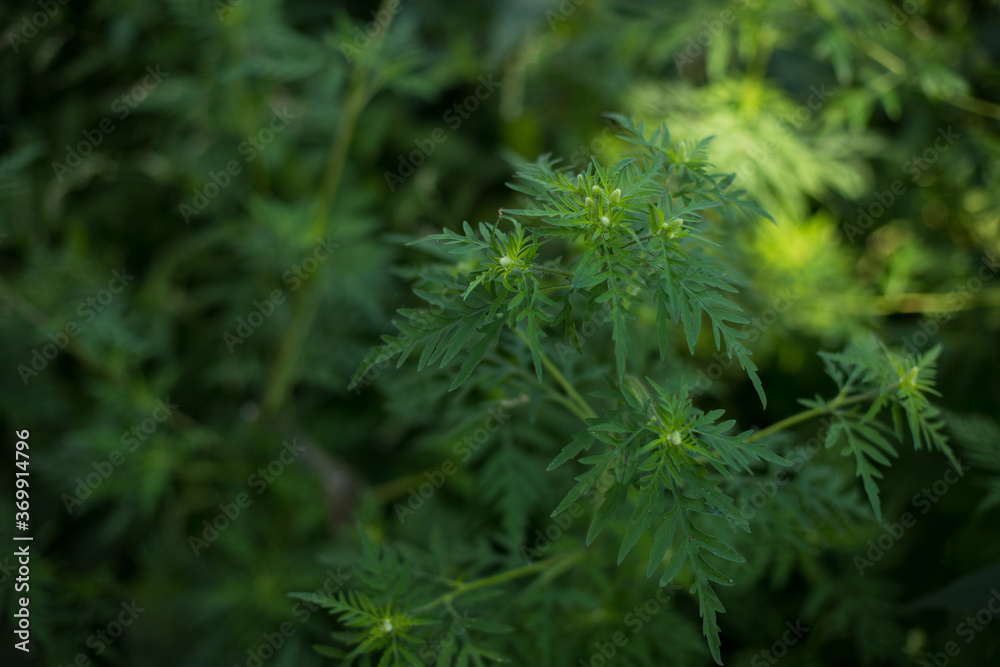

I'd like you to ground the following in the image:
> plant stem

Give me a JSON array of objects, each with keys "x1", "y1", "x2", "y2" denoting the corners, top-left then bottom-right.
[
  {"x1": 816, "y1": 287, "x2": 1000, "y2": 315},
  {"x1": 311, "y1": 66, "x2": 370, "y2": 238},
  {"x1": 544, "y1": 358, "x2": 597, "y2": 421},
  {"x1": 620, "y1": 233, "x2": 654, "y2": 250},
  {"x1": 529, "y1": 266, "x2": 575, "y2": 279},
  {"x1": 813, "y1": 6, "x2": 1000, "y2": 121},
  {"x1": 370, "y1": 471, "x2": 430, "y2": 505},
  {"x1": 746, "y1": 390, "x2": 880, "y2": 443},
  {"x1": 259, "y1": 1, "x2": 393, "y2": 418},
  {"x1": 514, "y1": 328, "x2": 597, "y2": 421},
  {"x1": 514, "y1": 365, "x2": 586, "y2": 420},
  {"x1": 411, "y1": 550, "x2": 584, "y2": 614}
]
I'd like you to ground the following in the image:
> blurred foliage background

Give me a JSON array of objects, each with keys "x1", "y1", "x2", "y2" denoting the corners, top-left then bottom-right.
[{"x1": 1, "y1": 0, "x2": 999, "y2": 665}]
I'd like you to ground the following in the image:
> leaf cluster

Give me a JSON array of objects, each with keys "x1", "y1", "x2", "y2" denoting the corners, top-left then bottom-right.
[{"x1": 799, "y1": 340, "x2": 956, "y2": 520}]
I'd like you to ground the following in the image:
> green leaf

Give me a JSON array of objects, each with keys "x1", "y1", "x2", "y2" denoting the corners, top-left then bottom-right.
[
  {"x1": 618, "y1": 482, "x2": 657, "y2": 564},
  {"x1": 525, "y1": 312, "x2": 547, "y2": 382},
  {"x1": 646, "y1": 516, "x2": 677, "y2": 577},
  {"x1": 587, "y1": 481, "x2": 628, "y2": 545},
  {"x1": 547, "y1": 431, "x2": 596, "y2": 471},
  {"x1": 450, "y1": 316, "x2": 505, "y2": 390}
]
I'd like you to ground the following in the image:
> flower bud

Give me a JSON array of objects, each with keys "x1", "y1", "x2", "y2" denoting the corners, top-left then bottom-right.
[{"x1": 677, "y1": 141, "x2": 687, "y2": 162}]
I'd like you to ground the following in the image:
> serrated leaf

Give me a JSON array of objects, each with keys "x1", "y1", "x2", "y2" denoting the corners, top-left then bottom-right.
[
  {"x1": 618, "y1": 482, "x2": 656, "y2": 564},
  {"x1": 547, "y1": 431, "x2": 595, "y2": 471},
  {"x1": 587, "y1": 481, "x2": 628, "y2": 545},
  {"x1": 450, "y1": 317, "x2": 505, "y2": 390},
  {"x1": 658, "y1": 542, "x2": 689, "y2": 586}
]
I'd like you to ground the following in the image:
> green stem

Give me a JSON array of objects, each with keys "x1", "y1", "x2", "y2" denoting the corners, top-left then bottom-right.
[
  {"x1": 815, "y1": 287, "x2": 1000, "y2": 315},
  {"x1": 528, "y1": 266, "x2": 575, "y2": 279},
  {"x1": 310, "y1": 66, "x2": 369, "y2": 237},
  {"x1": 411, "y1": 550, "x2": 583, "y2": 615},
  {"x1": 370, "y1": 471, "x2": 429, "y2": 505},
  {"x1": 514, "y1": 328, "x2": 597, "y2": 421},
  {"x1": 620, "y1": 233, "x2": 654, "y2": 251},
  {"x1": 813, "y1": 6, "x2": 1000, "y2": 121},
  {"x1": 746, "y1": 390, "x2": 881, "y2": 443},
  {"x1": 514, "y1": 365, "x2": 586, "y2": 420},
  {"x1": 260, "y1": 0, "x2": 394, "y2": 418}
]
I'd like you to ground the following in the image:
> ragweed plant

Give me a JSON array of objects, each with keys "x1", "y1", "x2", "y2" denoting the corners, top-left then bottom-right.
[{"x1": 321, "y1": 117, "x2": 957, "y2": 665}]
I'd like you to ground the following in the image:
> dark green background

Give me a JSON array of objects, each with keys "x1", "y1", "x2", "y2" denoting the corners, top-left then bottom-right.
[{"x1": 1, "y1": 0, "x2": 999, "y2": 665}]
